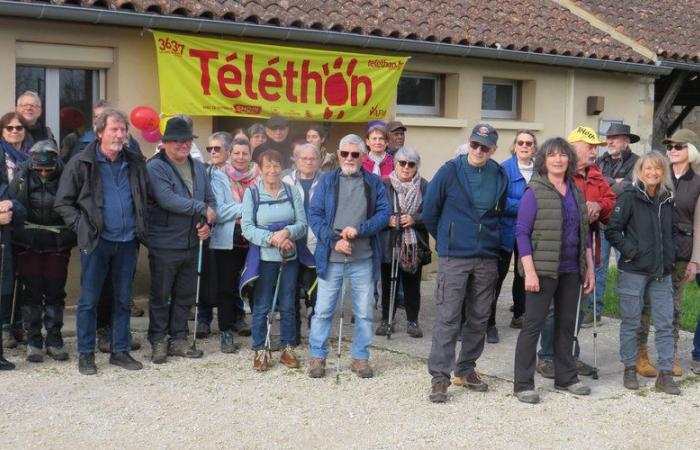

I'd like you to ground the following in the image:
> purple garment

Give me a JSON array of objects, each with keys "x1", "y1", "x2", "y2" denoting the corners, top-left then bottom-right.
[{"x1": 516, "y1": 184, "x2": 588, "y2": 273}]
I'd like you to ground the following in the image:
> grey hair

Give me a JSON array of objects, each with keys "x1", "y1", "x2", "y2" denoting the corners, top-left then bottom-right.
[
  {"x1": 455, "y1": 144, "x2": 468, "y2": 156},
  {"x1": 94, "y1": 108, "x2": 129, "y2": 134},
  {"x1": 16, "y1": 91, "x2": 42, "y2": 108},
  {"x1": 248, "y1": 123, "x2": 266, "y2": 137},
  {"x1": 394, "y1": 146, "x2": 421, "y2": 167},
  {"x1": 208, "y1": 131, "x2": 234, "y2": 152},
  {"x1": 294, "y1": 142, "x2": 321, "y2": 158},
  {"x1": 93, "y1": 99, "x2": 111, "y2": 110},
  {"x1": 173, "y1": 114, "x2": 193, "y2": 127},
  {"x1": 29, "y1": 139, "x2": 58, "y2": 154},
  {"x1": 338, "y1": 134, "x2": 367, "y2": 154},
  {"x1": 687, "y1": 143, "x2": 700, "y2": 166}
]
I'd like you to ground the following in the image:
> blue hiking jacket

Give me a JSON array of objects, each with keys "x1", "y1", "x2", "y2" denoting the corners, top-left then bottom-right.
[{"x1": 500, "y1": 154, "x2": 529, "y2": 252}]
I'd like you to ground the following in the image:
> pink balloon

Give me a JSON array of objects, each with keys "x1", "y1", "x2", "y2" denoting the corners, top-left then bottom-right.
[{"x1": 141, "y1": 128, "x2": 162, "y2": 143}]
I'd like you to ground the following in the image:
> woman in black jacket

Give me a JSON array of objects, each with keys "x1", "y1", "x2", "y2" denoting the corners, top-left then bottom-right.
[
  {"x1": 376, "y1": 147, "x2": 430, "y2": 338},
  {"x1": 606, "y1": 151, "x2": 679, "y2": 395},
  {"x1": 10, "y1": 140, "x2": 76, "y2": 363}
]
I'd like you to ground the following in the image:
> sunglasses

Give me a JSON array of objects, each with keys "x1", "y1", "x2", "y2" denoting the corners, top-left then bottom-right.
[
  {"x1": 206, "y1": 146, "x2": 224, "y2": 153},
  {"x1": 339, "y1": 150, "x2": 361, "y2": 159},
  {"x1": 666, "y1": 143, "x2": 688, "y2": 151},
  {"x1": 469, "y1": 141, "x2": 491, "y2": 153},
  {"x1": 4, "y1": 125, "x2": 24, "y2": 132},
  {"x1": 516, "y1": 140, "x2": 534, "y2": 148},
  {"x1": 268, "y1": 126, "x2": 286, "y2": 131},
  {"x1": 397, "y1": 160, "x2": 417, "y2": 168}
]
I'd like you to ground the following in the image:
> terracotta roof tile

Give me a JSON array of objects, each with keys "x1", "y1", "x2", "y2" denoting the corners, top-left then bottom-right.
[{"x1": 24, "y1": 0, "x2": 654, "y2": 63}]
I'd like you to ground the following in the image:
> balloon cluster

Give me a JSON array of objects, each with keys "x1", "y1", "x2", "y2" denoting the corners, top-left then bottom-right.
[{"x1": 130, "y1": 106, "x2": 161, "y2": 143}]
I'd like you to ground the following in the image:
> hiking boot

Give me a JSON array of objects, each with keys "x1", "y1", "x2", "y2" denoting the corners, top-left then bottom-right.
[
  {"x1": 516, "y1": 390, "x2": 540, "y2": 404},
  {"x1": 672, "y1": 351, "x2": 683, "y2": 377},
  {"x1": 576, "y1": 358, "x2": 596, "y2": 377},
  {"x1": 655, "y1": 370, "x2": 680, "y2": 395},
  {"x1": 407, "y1": 321, "x2": 423, "y2": 338},
  {"x1": 459, "y1": 371, "x2": 488, "y2": 392},
  {"x1": 580, "y1": 310, "x2": 594, "y2": 328},
  {"x1": 623, "y1": 365, "x2": 639, "y2": 390},
  {"x1": 536, "y1": 358, "x2": 555, "y2": 379},
  {"x1": 151, "y1": 340, "x2": 168, "y2": 364},
  {"x1": 97, "y1": 328, "x2": 111, "y2": 353},
  {"x1": 308, "y1": 358, "x2": 326, "y2": 378},
  {"x1": 510, "y1": 317, "x2": 523, "y2": 329},
  {"x1": 168, "y1": 339, "x2": 203, "y2": 358},
  {"x1": 2, "y1": 330, "x2": 17, "y2": 349},
  {"x1": 130, "y1": 301, "x2": 145, "y2": 317},
  {"x1": 253, "y1": 350, "x2": 270, "y2": 371},
  {"x1": 109, "y1": 352, "x2": 143, "y2": 371},
  {"x1": 195, "y1": 322, "x2": 211, "y2": 339},
  {"x1": 555, "y1": 381, "x2": 591, "y2": 395},
  {"x1": 0, "y1": 354, "x2": 14, "y2": 370},
  {"x1": 429, "y1": 380, "x2": 450, "y2": 403},
  {"x1": 233, "y1": 317, "x2": 251, "y2": 337},
  {"x1": 130, "y1": 334, "x2": 141, "y2": 351},
  {"x1": 691, "y1": 360, "x2": 700, "y2": 375},
  {"x1": 46, "y1": 345, "x2": 69, "y2": 361},
  {"x1": 280, "y1": 345, "x2": 301, "y2": 369},
  {"x1": 637, "y1": 346, "x2": 657, "y2": 377},
  {"x1": 26, "y1": 345, "x2": 44, "y2": 363},
  {"x1": 78, "y1": 352, "x2": 97, "y2": 375},
  {"x1": 350, "y1": 359, "x2": 374, "y2": 378},
  {"x1": 375, "y1": 321, "x2": 393, "y2": 336},
  {"x1": 220, "y1": 330, "x2": 237, "y2": 354},
  {"x1": 486, "y1": 326, "x2": 499, "y2": 344}
]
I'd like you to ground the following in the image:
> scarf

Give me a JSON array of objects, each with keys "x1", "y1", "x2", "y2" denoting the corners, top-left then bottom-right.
[
  {"x1": 389, "y1": 170, "x2": 423, "y2": 273},
  {"x1": 1, "y1": 140, "x2": 29, "y2": 182},
  {"x1": 368, "y1": 152, "x2": 387, "y2": 176},
  {"x1": 224, "y1": 162, "x2": 261, "y2": 203}
]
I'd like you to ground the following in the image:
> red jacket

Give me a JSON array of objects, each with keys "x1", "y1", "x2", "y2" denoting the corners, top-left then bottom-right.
[
  {"x1": 573, "y1": 163, "x2": 617, "y2": 266},
  {"x1": 362, "y1": 153, "x2": 394, "y2": 180}
]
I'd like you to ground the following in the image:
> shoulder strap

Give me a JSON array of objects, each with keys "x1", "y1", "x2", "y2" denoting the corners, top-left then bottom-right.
[{"x1": 251, "y1": 185, "x2": 260, "y2": 227}]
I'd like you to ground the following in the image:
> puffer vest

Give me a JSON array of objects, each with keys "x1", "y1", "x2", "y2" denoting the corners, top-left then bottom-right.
[{"x1": 519, "y1": 174, "x2": 589, "y2": 280}]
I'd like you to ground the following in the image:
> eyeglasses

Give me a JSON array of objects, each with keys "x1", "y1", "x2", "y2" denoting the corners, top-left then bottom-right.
[
  {"x1": 397, "y1": 160, "x2": 417, "y2": 168},
  {"x1": 206, "y1": 146, "x2": 224, "y2": 153},
  {"x1": 18, "y1": 104, "x2": 39, "y2": 110},
  {"x1": 516, "y1": 140, "x2": 534, "y2": 148},
  {"x1": 268, "y1": 126, "x2": 286, "y2": 131},
  {"x1": 299, "y1": 157, "x2": 319, "y2": 162},
  {"x1": 4, "y1": 125, "x2": 24, "y2": 132},
  {"x1": 339, "y1": 150, "x2": 361, "y2": 159},
  {"x1": 469, "y1": 141, "x2": 491, "y2": 153},
  {"x1": 666, "y1": 143, "x2": 688, "y2": 151},
  {"x1": 34, "y1": 168, "x2": 55, "y2": 174}
]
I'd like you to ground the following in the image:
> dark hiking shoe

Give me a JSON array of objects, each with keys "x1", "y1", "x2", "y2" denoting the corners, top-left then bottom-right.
[
  {"x1": 130, "y1": 301, "x2": 145, "y2": 317},
  {"x1": 623, "y1": 365, "x2": 639, "y2": 390},
  {"x1": 2, "y1": 330, "x2": 18, "y2": 349},
  {"x1": 46, "y1": 345, "x2": 69, "y2": 361},
  {"x1": 168, "y1": 339, "x2": 203, "y2": 359},
  {"x1": 510, "y1": 317, "x2": 523, "y2": 329},
  {"x1": 576, "y1": 358, "x2": 596, "y2": 377},
  {"x1": 555, "y1": 381, "x2": 591, "y2": 395},
  {"x1": 233, "y1": 318, "x2": 251, "y2": 337},
  {"x1": 97, "y1": 328, "x2": 111, "y2": 353},
  {"x1": 110, "y1": 352, "x2": 143, "y2": 371},
  {"x1": 407, "y1": 321, "x2": 423, "y2": 338},
  {"x1": 151, "y1": 341, "x2": 168, "y2": 364},
  {"x1": 536, "y1": 358, "x2": 555, "y2": 379},
  {"x1": 375, "y1": 321, "x2": 393, "y2": 336},
  {"x1": 691, "y1": 360, "x2": 700, "y2": 375},
  {"x1": 351, "y1": 359, "x2": 374, "y2": 378},
  {"x1": 486, "y1": 326, "x2": 499, "y2": 344},
  {"x1": 580, "y1": 310, "x2": 594, "y2": 328},
  {"x1": 308, "y1": 358, "x2": 326, "y2": 378},
  {"x1": 516, "y1": 390, "x2": 540, "y2": 404},
  {"x1": 460, "y1": 371, "x2": 488, "y2": 392},
  {"x1": 130, "y1": 334, "x2": 142, "y2": 351},
  {"x1": 220, "y1": 330, "x2": 238, "y2": 354},
  {"x1": 0, "y1": 354, "x2": 14, "y2": 370},
  {"x1": 655, "y1": 370, "x2": 681, "y2": 395},
  {"x1": 78, "y1": 352, "x2": 97, "y2": 375},
  {"x1": 26, "y1": 345, "x2": 44, "y2": 363},
  {"x1": 195, "y1": 322, "x2": 211, "y2": 339},
  {"x1": 429, "y1": 380, "x2": 450, "y2": 403}
]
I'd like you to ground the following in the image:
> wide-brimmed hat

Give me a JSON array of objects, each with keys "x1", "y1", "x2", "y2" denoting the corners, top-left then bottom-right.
[
  {"x1": 386, "y1": 120, "x2": 407, "y2": 133},
  {"x1": 567, "y1": 126, "x2": 605, "y2": 145},
  {"x1": 162, "y1": 117, "x2": 197, "y2": 141},
  {"x1": 605, "y1": 123, "x2": 640, "y2": 143},
  {"x1": 662, "y1": 128, "x2": 700, "y2": 149}
]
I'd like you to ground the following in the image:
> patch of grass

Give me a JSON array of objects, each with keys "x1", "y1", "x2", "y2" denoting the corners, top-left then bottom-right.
[{"x1": 602, "y1": 268, "x2": 700, "y2": 332}]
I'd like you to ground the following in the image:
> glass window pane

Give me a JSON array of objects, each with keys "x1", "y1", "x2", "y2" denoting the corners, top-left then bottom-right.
[
  {"x1": 397, "y1": 76, "x2": 436, "y2": 107},
  {"x1": 482, "y1": 83, "x2": 513, "y2": 111},
  {"x1": 15, "y1": 66, "x2": 47, "y2": 128},
  {"x1": 59, "y1": 69, "x2": 94, "y2": 141}
]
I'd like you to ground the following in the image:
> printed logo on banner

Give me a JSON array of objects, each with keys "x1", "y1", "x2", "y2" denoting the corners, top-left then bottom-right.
[{"x1": 152, "y1": 31, "x2": 408, "y2": 122}]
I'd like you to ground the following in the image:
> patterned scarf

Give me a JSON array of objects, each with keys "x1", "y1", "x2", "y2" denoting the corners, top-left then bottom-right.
[
  {"x1": 224, "y1": 162, "x2": 261, "y2": 203},
  {"x1": 389, "y1": 170, "x2": 422, "y2": 273}
]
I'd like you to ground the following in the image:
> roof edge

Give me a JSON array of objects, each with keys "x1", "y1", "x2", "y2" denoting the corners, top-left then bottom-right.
[{"x1": 0, "y1": 1, "x2": 671, "y2": 76}]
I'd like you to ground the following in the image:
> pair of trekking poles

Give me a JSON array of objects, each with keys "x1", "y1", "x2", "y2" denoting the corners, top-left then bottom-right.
[{"x1": 572, "y1": 230, "x2": 599, "y2": 380}]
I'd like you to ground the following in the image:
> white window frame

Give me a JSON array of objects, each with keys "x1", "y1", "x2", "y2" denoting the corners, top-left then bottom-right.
[
  {"x1": 396, "y1": 72, "x2": 441, "y2": 116},
  {"x1": 481, "y1": 78, "x2": 518, "y2": 120}
]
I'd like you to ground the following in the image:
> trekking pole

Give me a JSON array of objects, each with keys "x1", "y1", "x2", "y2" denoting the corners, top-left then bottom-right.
[
  {"x1": 191, "y1": 217, "x2": 207, "y2": 353},
  {"x1": 265, "y1": 248, "x2": 288, "y2": 357},
  {"x1": 572, "y1": 284, "x2": 583, "y2": 356},
  {"x1": 387, "y1": 216, "x2": 401, "y2": 340},
  {"x1": 0, "y1": 241, "x2": 5, "y2": 327},
  {"x1": 591, "y1": 231, "x2": 599, "y2": 380},
  {"x1": 336, "y1": 254, "x2": 348, "y2": 384}
]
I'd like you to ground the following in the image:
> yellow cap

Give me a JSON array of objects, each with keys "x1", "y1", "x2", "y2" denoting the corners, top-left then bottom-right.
[{"x1": 567, "y1": 126, "x2": 605, "y2": 145}]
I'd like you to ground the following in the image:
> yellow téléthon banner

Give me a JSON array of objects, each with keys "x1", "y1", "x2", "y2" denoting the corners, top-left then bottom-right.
[{"x1": 152, "y1": 31, "x2": 408, "y2": 122}]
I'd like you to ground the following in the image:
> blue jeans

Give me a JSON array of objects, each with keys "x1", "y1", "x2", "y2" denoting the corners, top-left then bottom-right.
[
  {"x1": 309, "y1": 258, "x2": 374, "y2": 360},
  {"x1": 251, "y1": 260, "x2": 298, "y2": 350},
  {"x1": 588, "y1": 232, "x2": 619, "y2": 314},
  {"x1": 77, "y1": 238, "x2": 138, "y2": 354},
  {"x1": 617, "y1": 271, "x2": 674, "y2": 370}
]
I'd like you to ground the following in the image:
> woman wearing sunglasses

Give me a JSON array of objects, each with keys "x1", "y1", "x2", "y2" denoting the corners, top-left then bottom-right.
[
  {"x1": 206, "y1": 133, "x2": 260, "y2": 353},
  {"x1": 0, "y1": 112, "x2": 32, "y2": 182},
  {"x1": 488, "y1": 131, "x2": 537, "y2": 342},
  {"x1": 376, "y1": 147, "x2": 430, "y2": 338}
]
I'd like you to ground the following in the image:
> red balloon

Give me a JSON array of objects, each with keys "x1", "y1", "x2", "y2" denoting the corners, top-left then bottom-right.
[
  {"x1": 130, "y1": 106, "x2": 160, "y2": 131},
  {"x1": 59, "y1": 107, "x2": 85, "y2": 131},
  {"x1": 141, "y1": 128, "x2": 162, "y2": 143}
]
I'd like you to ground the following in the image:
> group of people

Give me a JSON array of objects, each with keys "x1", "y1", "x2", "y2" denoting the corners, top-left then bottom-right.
[{"x1": 1, "y1": 91, "x2": 699, "y2": 406}]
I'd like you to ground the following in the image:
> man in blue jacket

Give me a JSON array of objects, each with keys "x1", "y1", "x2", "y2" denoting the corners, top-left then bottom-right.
[
  {"x1": 423, "y1": 124, "x2": 508, "y2": 402},
  {"x1": 146, "y1": 117, "x2": 216, "y2": 364},
  {"x1": 307, "y1": 134, "x2": 390, "y2": 379}
]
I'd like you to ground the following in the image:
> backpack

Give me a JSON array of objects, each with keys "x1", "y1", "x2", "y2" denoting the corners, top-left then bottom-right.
[{"x1": 249, "y1": 182, "x2": 296, "y2": 227}]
